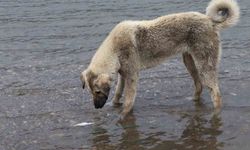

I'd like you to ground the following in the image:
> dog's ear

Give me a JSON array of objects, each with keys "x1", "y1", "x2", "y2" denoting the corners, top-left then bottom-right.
[{"x1": 80, "y1": 71, "x2": 86, "y2": 89}]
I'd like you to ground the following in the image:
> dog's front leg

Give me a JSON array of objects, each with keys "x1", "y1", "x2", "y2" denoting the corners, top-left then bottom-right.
[
  {"x1": 120, "y1": 73, "x2": 139, "y2": 119},
  {"x1": 112, "y1": 74, "x2": 125, "y2": 106}
]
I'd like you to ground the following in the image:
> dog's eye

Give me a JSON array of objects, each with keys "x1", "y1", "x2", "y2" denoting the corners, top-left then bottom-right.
[{"x1": 95, "y1": 91, "x2": 101, "y2": 94}]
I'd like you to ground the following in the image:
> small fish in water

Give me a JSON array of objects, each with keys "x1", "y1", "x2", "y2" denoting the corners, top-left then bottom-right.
[
  {"x1": 73, "y1": 122, "x2": 94, "y2": 127},
  {"x1": 230, "y1": 92, "x2": 237, "y2": 96}
]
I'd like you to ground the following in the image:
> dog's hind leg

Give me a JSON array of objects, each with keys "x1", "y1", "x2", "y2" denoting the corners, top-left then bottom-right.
[
  {"x1": 112, "y1": 74, "x2": 125, "y2": 106},
  {"x1": 183, "y1": 52, "x2": 203, "y2": 100},
  {"x1": 191, "y1": 45, "x2": 222, "y2": 111}
]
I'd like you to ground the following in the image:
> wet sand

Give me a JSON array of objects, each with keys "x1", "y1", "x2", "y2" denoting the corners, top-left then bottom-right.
[{"x1": 0, "y1": 0, "x2": 250, "y2": 149}]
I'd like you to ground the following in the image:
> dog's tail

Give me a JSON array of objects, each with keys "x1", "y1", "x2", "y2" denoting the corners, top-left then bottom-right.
[{"x1": 206, "y1": 0, "x2": 240, "y2": 29}]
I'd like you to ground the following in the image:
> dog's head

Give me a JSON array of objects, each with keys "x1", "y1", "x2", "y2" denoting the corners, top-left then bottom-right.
[{"x1": 80, "y1": 70, "x2": 111, "y2": 109}]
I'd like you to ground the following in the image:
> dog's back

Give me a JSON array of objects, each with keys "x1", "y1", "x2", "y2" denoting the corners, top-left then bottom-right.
[
  {"x1": 109, "y1": 0, "x2": 240, "y2": 70},
  {"x1": 135, "y1": 12, "x2": 214, "y2": 69}
]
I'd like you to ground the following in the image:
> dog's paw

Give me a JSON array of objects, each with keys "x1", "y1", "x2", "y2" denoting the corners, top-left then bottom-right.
[
  {"x1": 118, "y1": 111, "x2": 129, "y2": 122},
  {"x1": 193, "y1": 94, "x2": 201, "y2": 101},
  {"x1": 118, "y1": 115, "x2": 126, "y2": 122},
  {"x1": 212, "y1": 107, "x2": 222, "y2": 116},
  {"x1": 112, "y1": 102, "x2": 123, "y2": 107}
]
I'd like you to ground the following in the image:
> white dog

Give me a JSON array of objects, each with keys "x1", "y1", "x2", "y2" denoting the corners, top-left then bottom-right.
[{"x1": 81, "y1": 0, "x2": 240, "y2": 119}]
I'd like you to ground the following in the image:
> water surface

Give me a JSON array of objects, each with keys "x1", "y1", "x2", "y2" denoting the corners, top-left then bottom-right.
[{"x1": 0, "y1": 0, "x2": 250, "y2": 149}]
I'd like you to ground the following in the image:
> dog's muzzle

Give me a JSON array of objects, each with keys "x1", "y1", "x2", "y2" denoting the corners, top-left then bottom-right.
[{"x1": 93, "y1": 95, "x2": 108, "y2": 109}]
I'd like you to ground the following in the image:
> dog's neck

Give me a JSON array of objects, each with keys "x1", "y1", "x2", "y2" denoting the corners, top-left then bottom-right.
[{"x1": 88, "y1": 31, "x2": 121, "y2": 82}]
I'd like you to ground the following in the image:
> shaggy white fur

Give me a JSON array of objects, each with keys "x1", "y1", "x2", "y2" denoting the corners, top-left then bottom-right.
[{"x1": 206, "y1": 0, "x2": 240, "y2": 28}]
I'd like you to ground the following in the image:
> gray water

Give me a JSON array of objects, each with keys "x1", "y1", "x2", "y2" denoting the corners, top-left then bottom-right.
[{"x1": 0, "y1": 0, "x2": 250, "y2": 150}]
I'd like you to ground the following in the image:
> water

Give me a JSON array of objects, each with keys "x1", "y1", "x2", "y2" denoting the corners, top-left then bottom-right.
[{"x1": 0, "y1": 0, "x2": 250, "y2": 149}]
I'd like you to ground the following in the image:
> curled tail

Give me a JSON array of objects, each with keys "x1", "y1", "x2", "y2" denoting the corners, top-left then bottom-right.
[{"x1": 206, "y1": 0, "x2": 240, "y2": 29}]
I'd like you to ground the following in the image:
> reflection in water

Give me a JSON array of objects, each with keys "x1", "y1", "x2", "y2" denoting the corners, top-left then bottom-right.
[
  {"x1": 91, "y1": 123, "x2": 114, "y2": 150},
  {"x1": 118, "y1": 115, "x2": 141, "y2": 150},
  {"x1": 175, "y1": 114, "x2": 222, "y2": 149},
  {"x1": 179, "y1": 112, "x2": 223, "y2": 150},
  {"x1": 91, "y1": 114, "x2": 141, "y2": 150},
  {"x1": 141, "y1": 102, "x2": 224, "y2": 150},
  {"x1": 91, "y1": 103, "x2": 223, "y2": 150}
]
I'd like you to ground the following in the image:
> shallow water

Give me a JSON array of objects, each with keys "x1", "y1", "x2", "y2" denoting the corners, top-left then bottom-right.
[{"x1": 0, "y1": 0, "x2": 250, "y2": 150}]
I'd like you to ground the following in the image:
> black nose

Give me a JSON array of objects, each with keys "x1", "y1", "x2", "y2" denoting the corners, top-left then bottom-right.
[{"x1": 94, "y1": 96, "x2": 107, "y2": 109}]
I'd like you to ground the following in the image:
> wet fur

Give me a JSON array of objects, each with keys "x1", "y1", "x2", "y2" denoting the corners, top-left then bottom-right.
[{"x1": 81, "y1": 0, "x2": 240, "y2": 118}]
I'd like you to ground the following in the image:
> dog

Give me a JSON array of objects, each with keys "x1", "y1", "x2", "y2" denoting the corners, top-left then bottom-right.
[{"x1": 80, "y1": 0, "x2": 240, "y2": 119}]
